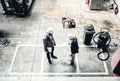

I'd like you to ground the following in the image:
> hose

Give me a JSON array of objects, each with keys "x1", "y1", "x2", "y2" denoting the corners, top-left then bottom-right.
[
  {"x1": 97, "y1": 49, "x2": 110, "y2": 61},
  {"x1": 93, "y1": 31, "x2": 111, "y2": 61}
]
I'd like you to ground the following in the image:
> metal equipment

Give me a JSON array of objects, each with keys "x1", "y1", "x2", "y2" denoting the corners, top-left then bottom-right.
[
  {"x1": 113, "y1": 0, "x2": 119, "y2": 15},
  {"x1": 93, "y1": 28, "x2": 111, "y2": 61},
  {"x1": 62, "y1": 17, "x2": 76, "y2": 28},
  {"x1": 111, "y1": 48, "x2": 120, "y2": 76},
  {"x1": 0, "y1": 0, "x2": 14, "y2": 15},
  {"x1": 0, "y1": 38, "x2": 11, "y2": 58},
  {"x1": 83, "y1": 24, "x2": 95, "y2": 45},
  {"x1": 0, "y1": 0, "x2": 35, "y2": 17},
  {"x1": 88, "y1": 0, "x2": 104, "y2": 10}
]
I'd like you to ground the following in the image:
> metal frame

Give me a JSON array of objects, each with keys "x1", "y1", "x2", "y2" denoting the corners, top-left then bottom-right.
[{"x1": 0, "y1": 0, "x2": 35, "y2": 17}]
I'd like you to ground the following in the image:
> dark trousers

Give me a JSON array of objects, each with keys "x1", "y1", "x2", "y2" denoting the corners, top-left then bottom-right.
[
  {"x1": 71, "y1": 54, "x2": 75, "y2": 64},
  {"x1": 46, "y1": 47, "x2": 54, "y2": 61}
]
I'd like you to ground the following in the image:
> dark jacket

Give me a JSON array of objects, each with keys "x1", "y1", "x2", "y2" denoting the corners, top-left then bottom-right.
[
  {"x1": 71, "y1": 38, "x2": 79, "y2": 54},
  {"x1": 43, "y1": 35, "x2": 56, "y2": 52}
]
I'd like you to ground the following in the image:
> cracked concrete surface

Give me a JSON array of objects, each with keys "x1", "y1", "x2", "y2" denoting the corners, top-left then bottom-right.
[{"x1": 0, "y1": 0, "x2": 120, "y2": 81}]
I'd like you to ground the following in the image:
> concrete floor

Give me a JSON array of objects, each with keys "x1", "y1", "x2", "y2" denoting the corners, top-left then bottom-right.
[{"x1": 0, "y1": 0, "x2": 120, "y2": 81}]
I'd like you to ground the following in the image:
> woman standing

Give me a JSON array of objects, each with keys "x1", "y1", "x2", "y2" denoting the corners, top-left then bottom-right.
[{"x1": 68, "y1": 34, "x2": 79, "y2": 65}]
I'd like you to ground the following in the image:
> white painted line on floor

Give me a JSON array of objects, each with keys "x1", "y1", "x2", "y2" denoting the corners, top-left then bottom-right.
[
  {"x1": 62, "y1": 42, "x2": 69, "y2": 46},
  {"x1": 29, "y1": 33, "x2": 33, "y2": 35},
  {"x1": 8, "y1": 72, "x2": 108, "y2": 76},
  {"x1": 79, "y1": 45, "x2": 97, "y2": 48},
  {"x1": 102, "y1": 54, "x2": 109, "y2": 75},
  {"x1": 17, "y1": 44, "x2": 69, "y2": 47},
  {"x1": 103, "y1": 61, "x2": 109, "y2": 75},
  {"x1": 16, "y1": 44, "x2": 97, "y2": 48},
  {"x1": 27, "y1": 41, "x2": 31, "y2": 44},
  {"x1": 43, "y1": 72, "x2": 107, "y2": 75},
  {"x1": 9, "y1": 44, "x2": 109, "y2": 75},
  {"x1": 20, "y1": 32, "x2": 25, "y2": 35},
  {"x1": 17, "y1": 44, "x2": 43, "y2": 47},
  {"x1": 9, "y1": 45, "x2": 19, "y2": 73},
  {"x1": 40, "y1": 52, "x2": 45, "y2": 73},
  {"x1": 76, "y1": 54, "x2": 80, "y2": 73},
  {"x1": 20, "y1": 32, "x2": 33, "y2": 35},
  {"x1": 18, "y1": 41, "x2": 22, "y2": 44},
  {"x1": 8, "y1": 72, "x2": 78, "y2": 75}
]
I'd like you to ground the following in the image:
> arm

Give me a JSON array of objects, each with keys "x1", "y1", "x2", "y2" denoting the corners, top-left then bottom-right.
[
  {"x1": 54, "y1": 39, "x2": 56, "y2": 46},
  {"x1": 52, "y1": 36, "x2": 56, "y2": 46},
  {"x1": 43, "y1": 39, "x2": 49, "y2": 52},
  {"x1": 71, "y1": 40, "x2": 79, "y2": 54},
  {"x1": 76, "y1": 38, "x2": 79, "y2": 49},
  {"x1": 71, "y1": 42, "x2": 76, "y2": 54}
]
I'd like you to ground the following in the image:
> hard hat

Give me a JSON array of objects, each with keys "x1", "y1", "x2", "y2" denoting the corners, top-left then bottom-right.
[
  {"x1": 67, "y1": 34, "x2": 75, "y2": 40},
  {"x1": 47, "y1": 28, "x2": 54, "y2": 34}
]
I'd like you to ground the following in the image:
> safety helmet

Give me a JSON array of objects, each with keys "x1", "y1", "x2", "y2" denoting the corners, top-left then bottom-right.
[
  {"x1": 67, "y1": 34, "x2": 75, "y2": 40},
  {"x1": 47, "y1": 28, "x2": 54, "y2": 34}
]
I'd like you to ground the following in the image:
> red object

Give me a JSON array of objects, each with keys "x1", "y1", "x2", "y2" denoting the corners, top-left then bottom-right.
[
  {"x1": 111, "y1": 48, "x2": 120, "y2": 76},
  {"x1": 88, "y1": 0, "x2": 90, "y2": 6},
  {"x1": 113, "y1": 61, "x2": 120, "y2": 76},
  {"x1": 115, "y1": 6, "x2": 119, "y2": 15}
]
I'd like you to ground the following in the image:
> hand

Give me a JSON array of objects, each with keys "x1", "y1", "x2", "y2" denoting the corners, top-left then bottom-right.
[
  {"x1": 47, "y1": 50, "x2": 50, "y2": 53},
  {"x1": 68, "y1": 43, "x2": 71, "y2": 45},
  {"x1": 47, "y1": 51, "x2": 50, "y2": 53}
]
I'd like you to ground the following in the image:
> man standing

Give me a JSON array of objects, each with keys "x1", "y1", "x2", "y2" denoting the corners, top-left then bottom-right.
[
  {"x1": 43, "y1": 28, "x2": 57, "y2": 64},
  {"x1": 68, "y1": 34, "x2": 79, "y2": 65}
]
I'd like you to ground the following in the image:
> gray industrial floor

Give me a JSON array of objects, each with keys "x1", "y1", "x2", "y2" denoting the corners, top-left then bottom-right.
[{"x1": 0, "y1": 0, "x2": 120, "y2": 81}]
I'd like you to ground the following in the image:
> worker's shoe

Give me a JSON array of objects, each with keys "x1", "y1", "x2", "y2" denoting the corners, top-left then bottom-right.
[
  {"x1": 69, "y1": 62, "x2": 74, "y2": 66},
  {"x1": 48, "y1": 60, "x2": 52, "y2": 64},
  {"x1": 51, "y1": 56, "x2": 57, "y2": 59}
]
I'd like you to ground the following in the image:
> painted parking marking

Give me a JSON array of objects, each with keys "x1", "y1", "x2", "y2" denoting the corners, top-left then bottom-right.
[
  {"x1": 9, "y1": 44, "x2": 109, "y2": 75},
  {"x1": 40, "y1": 52, "x2": 45, "y2": 73}
]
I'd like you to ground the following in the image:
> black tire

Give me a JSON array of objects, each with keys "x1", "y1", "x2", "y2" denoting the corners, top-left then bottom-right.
[{"x1": 97, "y1": 50, "x2": 110, "y2": 61}]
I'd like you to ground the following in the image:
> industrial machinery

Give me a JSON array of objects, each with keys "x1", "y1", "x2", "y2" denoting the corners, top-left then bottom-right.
[
  {"x1": 86, "y1": 0, "x2": 104, "y2": 10},
  {"x1": 88, "y1": 0, "x2": 104, "y2": 10},
  {"x1": 0, "y1": 0, "x2": 35, "y2": 17},
  {"x1": 83, "y1": 24, "x2": 95, "y2": 45},
  {"x1": 111, "y1": 48, "x2": 120, "y2": 76},
  {"x1": 62, "y1": 17, "x2": 76, "y2": 28},
  {"x1": 93, "y1": 28, "x2": 111, "y2": 61}
]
